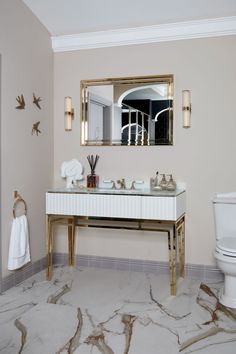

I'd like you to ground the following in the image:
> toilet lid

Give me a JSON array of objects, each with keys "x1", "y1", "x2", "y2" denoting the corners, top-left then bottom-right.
[
  {"x1": 217, "y1": 237, "x2": 236, "y2": 253},
  {"x1": 213, "y1": 192, "x2": 236, "y2": 204}
]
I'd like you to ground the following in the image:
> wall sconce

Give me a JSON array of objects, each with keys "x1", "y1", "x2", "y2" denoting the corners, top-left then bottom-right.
[
  {"x1": 64, "y1": 96, "x2": 74, "y2": 131},
  {"x1": 182, "y1": 90, "x2": 191, "y2": 128}
]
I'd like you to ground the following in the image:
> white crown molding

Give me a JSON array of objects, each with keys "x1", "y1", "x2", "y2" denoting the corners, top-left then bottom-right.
[{"x1": 52, "y1": 16, "x2": 236, "y2": 52}]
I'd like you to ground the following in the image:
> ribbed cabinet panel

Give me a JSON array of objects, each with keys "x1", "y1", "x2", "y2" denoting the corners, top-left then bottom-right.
[
  {"x1": 46, "y1": 193, "x2": 141, "y2": 218},
  {"x1": 176, "y1": 192, "x2": 186, "y2": 220},
  {"x1": 141, "y1": 196, "x2": 175, "y2": 220},
  {"x1": 46, "y1": 192, "x2": 186, "y2": 221},
  {"x1": 141, "y1": 193, "x2": 186, "y2": 220}
]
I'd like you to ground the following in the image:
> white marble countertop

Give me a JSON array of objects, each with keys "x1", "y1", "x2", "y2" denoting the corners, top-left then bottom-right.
[{"x1": 47, "y1": 187, "x2": 185, "y2": 197}]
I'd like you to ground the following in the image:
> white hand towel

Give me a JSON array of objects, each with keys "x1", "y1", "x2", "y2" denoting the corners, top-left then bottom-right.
[{"x1": 8, "y1": 215, "x2": 31, "y2": 270}]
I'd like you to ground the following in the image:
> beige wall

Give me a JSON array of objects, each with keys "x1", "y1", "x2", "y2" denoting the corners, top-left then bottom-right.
[
  {"x1": 54, "y1": 36, "x2": 236, "y2": 267},
  {"x1": 0, "y1": 0, "x2": 53, "y2": 277},
  {"x1": 2, "y1": 3, "x2": 235, "y2": 283}
]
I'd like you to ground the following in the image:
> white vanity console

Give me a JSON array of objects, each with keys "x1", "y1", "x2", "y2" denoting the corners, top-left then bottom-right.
[{"x1": 46, "y1": 188, "x2": 186, "y2": 295}]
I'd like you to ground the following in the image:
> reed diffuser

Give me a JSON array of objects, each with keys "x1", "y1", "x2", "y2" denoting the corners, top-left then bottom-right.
[{"x1": 87, "y1": 154, "x2": 99, "y2": 188}]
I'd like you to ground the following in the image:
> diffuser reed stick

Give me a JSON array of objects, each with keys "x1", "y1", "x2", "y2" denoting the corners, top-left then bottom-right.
[{"x1": 87, "y1": 154, "x2": 99, "y2": 175}]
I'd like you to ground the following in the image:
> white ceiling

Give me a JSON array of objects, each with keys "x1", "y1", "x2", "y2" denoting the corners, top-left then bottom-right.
[{"x1": 22, "y1": 0, "x2": 236, "y2": 36}]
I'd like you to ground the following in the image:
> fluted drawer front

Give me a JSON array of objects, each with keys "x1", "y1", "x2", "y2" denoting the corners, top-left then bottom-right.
[
  {"x1": 46, "y1": 193, "x2": 141, "y2": 218},
  {"x1": 141, "y1": 193, "x2": 186, "y2": 221}
]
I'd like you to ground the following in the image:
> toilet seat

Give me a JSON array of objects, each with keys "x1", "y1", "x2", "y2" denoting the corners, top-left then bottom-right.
[
  {"x1": 215, "y1": 247, "x2": 236, "y2": 259},
  {"x1": 216, "y1": 237, "x2": 236, "y2": 259},
  {"x1": 217, "y1": 237, "x2": 236, "y2": 253}
]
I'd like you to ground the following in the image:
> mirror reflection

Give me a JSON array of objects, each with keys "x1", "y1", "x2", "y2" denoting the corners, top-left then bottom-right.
[{"x1": 81, "y1": 75, "x2": 173, "y2": 146}]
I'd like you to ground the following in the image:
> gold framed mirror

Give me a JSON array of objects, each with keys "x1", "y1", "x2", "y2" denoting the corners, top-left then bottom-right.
[{"x1": 81, "y1": 75, "x2": 173, "y2": 146}]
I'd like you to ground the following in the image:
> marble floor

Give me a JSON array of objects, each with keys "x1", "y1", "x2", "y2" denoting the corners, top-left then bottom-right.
[{"x1": 0, "y1": 266, "x2": 236, "y2": 354}]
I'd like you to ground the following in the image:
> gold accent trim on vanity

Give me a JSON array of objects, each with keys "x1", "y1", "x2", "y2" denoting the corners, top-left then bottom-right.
[{"x1": 46, "y1": 214, "x2": 185, "y2": 296}]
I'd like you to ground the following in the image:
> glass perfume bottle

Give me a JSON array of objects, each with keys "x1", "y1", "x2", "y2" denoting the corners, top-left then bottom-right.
[
  {"x1": 159, "y1": 174, "x2": 168, "y2": 190},
  {"x1": 150, "y1": 171, "x2": 162, "y2": 190},
  {"x1": 166, "y1": 174, "x2": 176, "y2": 191}
]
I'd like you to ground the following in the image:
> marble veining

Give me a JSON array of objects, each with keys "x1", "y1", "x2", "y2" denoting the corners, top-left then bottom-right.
[{"x1": 0, "y1": 266, "x2": 236, "y2": 354}]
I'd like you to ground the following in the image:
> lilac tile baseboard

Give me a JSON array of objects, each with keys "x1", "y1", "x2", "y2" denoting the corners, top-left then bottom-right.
[
  {"x1": 1, "y1": 257, "x2": 47, "y2": 293},
  {"x1": 1, "y1": 253, "x2": 223, "y2": 292},
  {"x1": 54, "y1": 253, "x2": 223, "y2": 282}
]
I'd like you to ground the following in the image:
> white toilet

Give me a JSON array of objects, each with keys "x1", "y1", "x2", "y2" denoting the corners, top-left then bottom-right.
[{"x1": 213, "y1": 192, "x2": 236, "y2": 308}]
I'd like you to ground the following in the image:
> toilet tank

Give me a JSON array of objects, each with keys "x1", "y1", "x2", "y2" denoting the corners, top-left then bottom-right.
[{"x1": 213, "y1": 193, "x2": 236, "y2": 241}]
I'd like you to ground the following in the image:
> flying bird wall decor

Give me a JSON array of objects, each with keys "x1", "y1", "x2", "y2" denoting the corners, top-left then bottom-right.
[
  {"x1": 15, "y1": 94, "x2": 25, "y2": 109},
  {"x1": 31, "y1": 121, "x2": 41, "y2": 136},
  {"x1": 33, "y1": 93, "x2": 42, "y2": 109},
  {"x1": 15, "y1": 93, "x2": 44, "y2": 136}
]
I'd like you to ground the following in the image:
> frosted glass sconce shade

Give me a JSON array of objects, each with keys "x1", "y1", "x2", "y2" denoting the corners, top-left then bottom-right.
[
  {"x1": 182, "y1": 90, "x2": 191, "y2": 128},
  {"x1": 64, "y1": 96, "x2": 74, "y2": 131}
]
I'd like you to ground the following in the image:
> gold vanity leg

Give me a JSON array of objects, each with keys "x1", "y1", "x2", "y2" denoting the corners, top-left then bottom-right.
[
  {"x1": 68, "y1": 217, "x2": 75, "y2": 266},
  {"x1": 168, "y1": 227, "x2": 177, "y2": 296},
  {"x1": 46, "y1": 215, "x2": 53, "y2": 280},
  {"x1": 179, "y1": 217, "x2": 185, "y2": 278},
  {"x1": 173, "y1": 225, "x2": 177, "y2": 295}
]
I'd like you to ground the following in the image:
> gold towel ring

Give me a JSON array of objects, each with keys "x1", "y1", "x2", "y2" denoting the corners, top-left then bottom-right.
[{"x1": 13, "y1": 192, "x2": 27, "y2": 218}]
